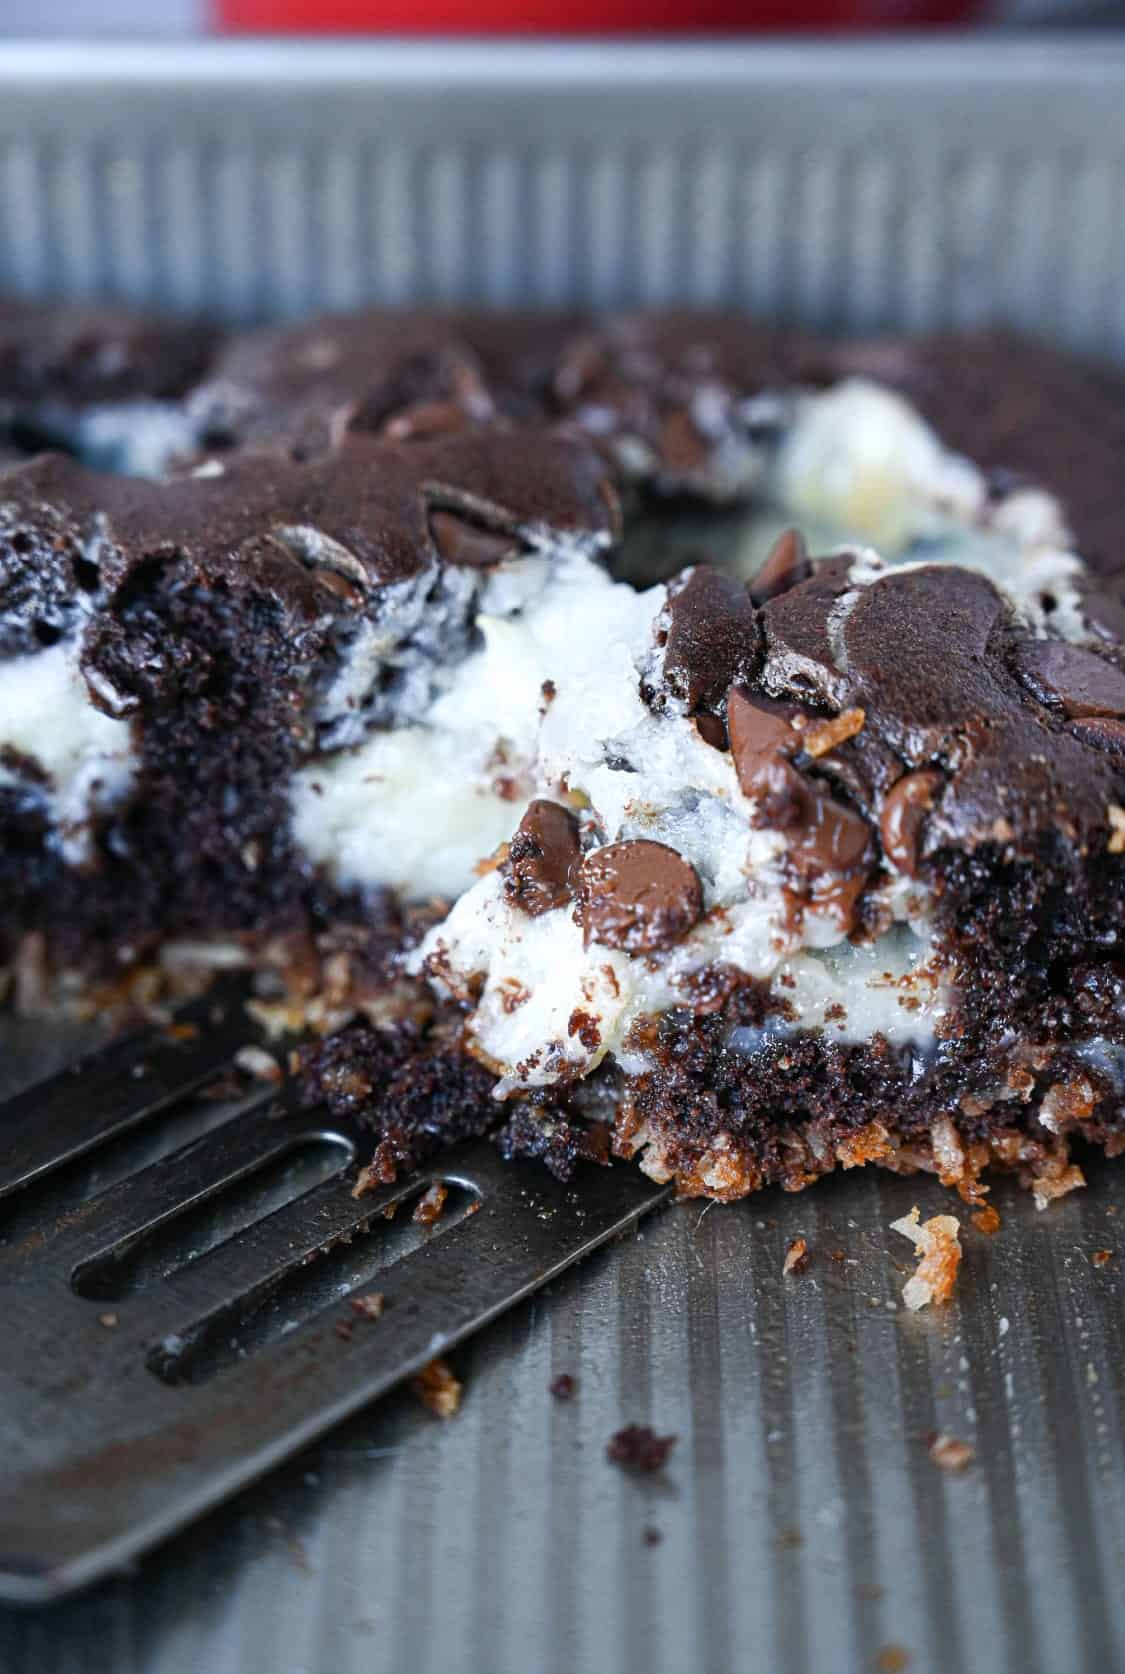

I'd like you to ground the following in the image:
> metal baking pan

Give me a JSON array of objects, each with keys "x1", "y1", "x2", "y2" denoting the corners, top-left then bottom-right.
[{"x1": 0, "y1": 36, "x2": 1123, "y2": 1674}]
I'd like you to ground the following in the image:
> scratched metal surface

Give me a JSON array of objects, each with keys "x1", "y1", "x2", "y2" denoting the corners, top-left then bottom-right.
[{"x1": 0, "y1": 36, "x2": 1124, "y2": 1674}]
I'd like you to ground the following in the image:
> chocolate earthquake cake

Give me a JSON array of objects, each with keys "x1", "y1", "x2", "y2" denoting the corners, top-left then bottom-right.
[{"x1": 2, "y1": 302, "x2": 1124, "y2": 1209}]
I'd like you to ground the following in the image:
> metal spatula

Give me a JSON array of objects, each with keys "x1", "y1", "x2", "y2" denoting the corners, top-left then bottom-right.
[{"x1": 0, "y1": 984, "x2": 670, "y2": 1603}]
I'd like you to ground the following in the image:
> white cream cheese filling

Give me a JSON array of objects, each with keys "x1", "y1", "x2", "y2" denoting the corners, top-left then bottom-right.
[
  {"x1": 772, "y1": 378, "x2": 987, "y2": 556},
  {"x1": 727, "y1": 377, "x2": 1089, "y2": 638},
  {"x1": 418, "y1": 866, "x2": 946, "y2": 1098},
  {"x1": 290, "y1": 550, "x2": 662, "y2": 900},
  {"x1": 0, "y1": 640, "x2": 136, "y2": 862},
  {"x1": 402, "y1": 530, "x2": 952, "y2": 1096}
]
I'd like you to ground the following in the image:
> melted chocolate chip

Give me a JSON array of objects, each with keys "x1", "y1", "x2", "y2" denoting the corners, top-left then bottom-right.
[
  {"x1": 310, "y1": 567, "x2": 366, "y2": 608},
  {"x1": 1068, "y1": 716, "x2": 1125, "y2": 757},
  {"x1": 1013, "y1": 640, "x2": 1125, "y2": 720},
  {"x1": 727, "y1": 688, "x2": 802, "y2": 805},
  {"x1": 787, "y1": 787, "x2": 873, "y2": 904},
  {"x1": 879, "y1": 770, "x2": 943, "y2": 875},
  {"x1": 428, "y1": 510, "x2": 522, "y2": 568},
  {"x1": 748, "y1": 528, "x2": 812, "y2": 606},
  {"x1": 694, "y1": 712, "x2": 728, "y2": 752},
  {"x1": 503, "y1": 800, "x2": 582, "y2": 917},
  {"x1": 661, "y1": 565, "x2": 761, "y2": 713},
  {"x1": 578, "y1": 840, "x2": 702, "y2": 954},
  {"x1": 728, "y1": 686, "x2": 873, "y2": 924}
]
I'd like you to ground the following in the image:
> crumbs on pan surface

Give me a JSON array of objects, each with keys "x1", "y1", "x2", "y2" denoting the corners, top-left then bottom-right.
[
  {"x1": 928, "y1": 1433, "x2": 974, "y2": 1472},
  {"x1": 412, "y1": 1182, "x2": 448, "y2": 1224},
  {"x1": 891, "y1": 1207, "x2": 963, "y2": 1311},
  {"x1": 412, "y1": 1357, "x2": 462, "y2": 1418},
  {"x1": 606, "y1": 1424, "x2": 677, "y2": 1473}
]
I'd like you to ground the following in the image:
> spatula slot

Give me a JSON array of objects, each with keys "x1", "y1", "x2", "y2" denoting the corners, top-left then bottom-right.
[
  {"x1": 0, "y1": 1080, "x2": 272, "y2": 1255},
  {"x1": 71, "y1": 1134, "x2": 354, "y2": 1301},
  {"x1": 145, "y1": 1177, "x2": 481, "y2": 1387}
]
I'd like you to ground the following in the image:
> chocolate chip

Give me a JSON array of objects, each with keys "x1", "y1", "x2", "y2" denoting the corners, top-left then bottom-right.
[
  {"x1": 578, "y1": 839, "x2": 703, "y2": 954},
  {"x1": 748, "y1": 528, "x2": 811, "y2": 605},
  {"x1": 1068, "y1": 717, "x2": 1125, "y2": 757},
  {"x1": 503, "y1": 800, "x2": 582, "y2": 917},
  {"x1": 786, "y1": 786, "x2": 873, "y2": 918},
  {"x1": 728, "y1": 686, "x2": 873, "y2": 924},
  {"x1": 310, "y1": 567, "x2": 365, "y2": 608},
  {"x1": 694, "y1": 712, "x2": 728, "y2": 751},
  {"x1": 1013, "y1": 640, "x2": 1125, "y2": 719},
  {"x1": 879, "y1": 770, "x2": 942, "y2": 875},
  {"x1": 661, "y1": 565, "x2": 761, "y2": 713},
  {"x1": 429, "y1": 509, "x2": 521, "y2": 568},
  {"x1": 727, "y1": 688, "x2": 802, "y2": 805}
]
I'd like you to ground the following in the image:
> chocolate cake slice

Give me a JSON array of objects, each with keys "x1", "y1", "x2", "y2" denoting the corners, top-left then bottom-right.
[
  {"x1": 294, "y1": 315, "x2": 1125, "y2": 1207},
  {"x1": 388, "y1": 536, "x2": 1125, "y2": 1206},
  {"x1": 2, "y1": 298, "x2": 1123, "y2": 1210},
  {"x1": 0, "y1": 428, "x2": 619, "y2": 1011}
]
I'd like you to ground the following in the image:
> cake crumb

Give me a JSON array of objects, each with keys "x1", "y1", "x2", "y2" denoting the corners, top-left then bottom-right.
[
  {"x1": 876, "y1": 1648, "x2": 911, "y2": 1673},
  {"x1": 233, "y1": 1044, "x2": 283, "y2": 1085},
  {"x1": 199, "y1": 1069, "x2": 249, "y2": 1102},
  {"x1": 412, "y1": 1358, "x2": 462, "y2": 1419},
  {"x1": 98, "y1": 1312, "x2": 119, "y2": 1329},
  {"x1": 928, "y1": 1432, "x2": 974, "y2": 1472},
  {"x1": 412, "y1": 1182, "x2": 448, "y2": 1225},
  {"x1": 971, "y1": 1204, "x2": 1001, "y2": 1236},
  {"x1": 642, "y1": 1526, "x2": 663, "y2": 1547},
  {"x1": 783, "y1": 1236, "x2": 810, "y2": 1275},
  {"x1": 1031, "y1": 1161, "x2": 1086, "y2": 1209},
  {"x1": 165, "y1": 1021, "x2": 200, "y2": 1043},
  {"x1": 607, "y1": 1424, "x2": 677, "y2": 1473},
  {"x1": 1108, "y1": 804, "x2": 1125, "y2": 853},
  {"x1": 549, "y1": 1373, "x2": 577, "y2": 1400},
  {"x1": 802, "y1": 706, "x2": 865, "y2": 758},
  {"x1": 350, "y1": 1292, "x2": 386, "y2": 1320},
  {"x1": 351, "y1": 1162, "x2": 383, "y2": 1200},
  {"x1": 1091, "y1": 1248, "x2": 1114, "y2": 1268},
  {"x1": 891, "y1": 1206, "x2": 963, "y2": 1310}
]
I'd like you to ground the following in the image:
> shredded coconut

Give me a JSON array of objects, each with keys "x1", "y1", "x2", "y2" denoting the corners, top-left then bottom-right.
[
  {"x1": 891, "y1": 1206, "x2": 963, "y2": 1310},
  {"x1": 929, "y1": 1433, "x2": 974, "y2": 1472},
  {"x1": 411, "y1": 1357, "x2": 463, "y2": 1418}
]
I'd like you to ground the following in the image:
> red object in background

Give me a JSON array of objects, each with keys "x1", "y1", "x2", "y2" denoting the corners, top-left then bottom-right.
[{"x1": 220, "y1": 0, "x2": 979, "y2": 31}]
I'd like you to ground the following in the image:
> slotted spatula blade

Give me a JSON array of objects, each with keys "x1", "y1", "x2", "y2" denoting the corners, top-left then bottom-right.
[{"x1": 0, "y1": 1014, "x2": 670, "y2": 1603}]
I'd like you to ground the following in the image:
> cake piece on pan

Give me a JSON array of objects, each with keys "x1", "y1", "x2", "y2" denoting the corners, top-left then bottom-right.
[
  {"x1": 0, "y1": 428, "x2": 619, "y2": 1013},
  {"x1": 387, "y1": 535, "x2": 1125, "y2": 1204}
]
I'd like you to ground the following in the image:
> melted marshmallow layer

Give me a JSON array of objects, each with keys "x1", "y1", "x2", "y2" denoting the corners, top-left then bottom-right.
[{"x1": 0, "y1": 640, "x2": 135, "y2": 864}]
